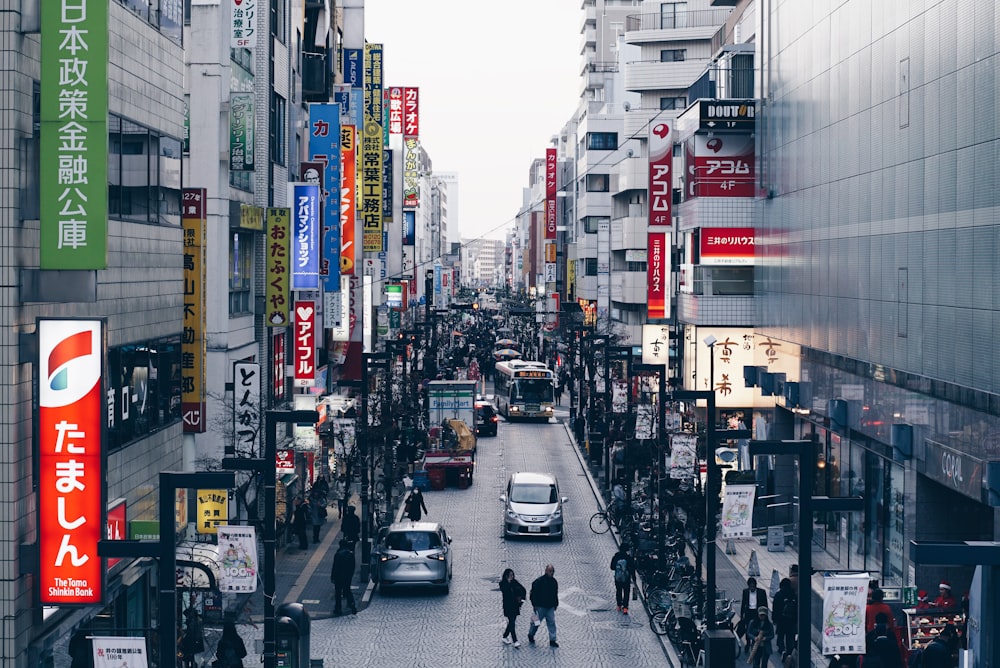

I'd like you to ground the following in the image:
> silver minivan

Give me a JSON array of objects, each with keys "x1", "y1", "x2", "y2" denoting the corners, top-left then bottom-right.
[
  {"x1": 370, "y1": 521, "x2": 453, "y2": 594},
  {"x1": 500, "y1": 472, "x2": 567, "y2": 541}
]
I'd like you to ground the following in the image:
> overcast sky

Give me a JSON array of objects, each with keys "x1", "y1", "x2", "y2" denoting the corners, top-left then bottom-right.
[{"x1": 364, "y1": 0, "x2": 582, "y2": 242}]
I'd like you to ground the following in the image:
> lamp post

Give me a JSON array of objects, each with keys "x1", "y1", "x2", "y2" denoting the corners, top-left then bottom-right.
[{"x1": 360, "y1": 352, "x2": 390, "y2": 582}]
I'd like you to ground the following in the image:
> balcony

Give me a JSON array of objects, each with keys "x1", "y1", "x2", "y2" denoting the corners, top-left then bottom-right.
[
  {"x1": 612, "y1": 153, "x2": 647, "y2": 193},
  {"x1": 610, "y1": 211, "x2": 646, "y2": 249},
  {"x1": 624, "y1": 8, "x2": 732, "y2": 39},
  {"x1": 625, "y1": 60, "x2": 708, "y2": 92}
]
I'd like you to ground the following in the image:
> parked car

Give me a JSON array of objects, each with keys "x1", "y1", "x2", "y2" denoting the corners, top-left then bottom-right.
[
  {"x1": 500, "y1": 472, "x2": 567, "y2": 541},
  {"x1": 370, "y1": 521, "x2": 453, "y2": 594},
  {"x1": 475, "y1": 400, "x2": 499, "y2": 437}
]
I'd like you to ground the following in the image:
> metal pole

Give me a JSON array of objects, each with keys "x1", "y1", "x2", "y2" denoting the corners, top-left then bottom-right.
[
  {"x1": 797, "y1": 437, "x2": 815, "y2": 668},
  {"x1": 360, "y1": 357, "x2": 371, "y2": 582},
  {"x1": 158, "y1": 477, "x2": 177, "y2": 668},
  {"x1": 657, "y1": 369, "x2": 667, "y2": 567},
  {"x1": 706, "y1": 388, "x2": 718, "y2": 630},
  {"x1": 263, "y1": 412, "x2": 279, "y2": 668}
]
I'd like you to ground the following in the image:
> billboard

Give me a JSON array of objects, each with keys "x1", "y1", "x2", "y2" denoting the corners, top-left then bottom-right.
[
  {"x1": 699, "y1": 227, "x2": 755, "y2": 265},
  {"x1": 308, "y1": 103, "x2": 341, "y2": 291},
  {"x1": 685, "y1": 135, "x2": 755, "y2": 198},
  {"x1": 648, "y1": 121, "x2": 673, "y2": 227},
  {"x1": 402, "y1": 87, "x2": 419, "y2": 138},
  {"x1": 402, "y1": 138, "x2": 420, "y2": 209},
  {"x1": 290, "y1": 183, "x2": 321, "y2": 290},
  {"x1": 646, "y1": 232, "x2": 669, "y2": 319},
  {"x1": 340, "y1": 125, "x2": 358, "y2": 274},
  {"x1": 545, "y1": 148, "x2": 557, "y2": 240},
  {"x1": 294, "y1": 301, "x2": 317, "y2": 387},
  {"x1": 363, "y1": 44, "x2": 384, "y2": 251},
  {"x1": 265, "y1": 209, "x2": 290, "y2": 326}
]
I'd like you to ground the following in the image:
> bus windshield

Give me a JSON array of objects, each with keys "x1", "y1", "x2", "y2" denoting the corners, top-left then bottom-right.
[{"x1": 512, "y1": 378, "x2": 553, "y2": 403}]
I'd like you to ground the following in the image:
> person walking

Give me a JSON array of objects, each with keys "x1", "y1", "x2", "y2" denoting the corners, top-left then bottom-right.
[
  {"x1": 862, "y1": 612, "x2": 904, "y2": 668},
  {"x1": 610, "y1": 544, "x2": 635, "y2": 614},
  {"x1": 213, "y1": 621, "x2": 248, "y2": 668},
  {"x1": 329, "y1": 474, "x2": 345, "y2": 519},
  {"x1": 330, "y1": 539, "x2": 358, "y2": 616},
  {"x1": 920, "y1": 623, "x2": 958, "y2": 668},
  {"x1": 310, "y1": 493, "x2": 327, "y2": 544},
  {"x1": 340, "y1": 504, "x2": 360, "y2": 545},
  {"x1": 404, "y1": 488, "x2": 428, "y2": 521},
  {"x1": 771, "y1": 577, "x2": 797, "y2": 660},
  {"x1": 866, "y1": 587, "x2": 897, "y2": 632},
  {"x1": 292, "y1": 497, "x2": 310, "y2": 549},
  {"x1": 745, "y1": 606, "x2": 775, "y2": 668},
  {"x1": 527, "y1": 564, "x2": 560, "y2": 648},
  {"x1": 739, "y1": 577, "x2": 769, "y2": 652},
  {"x1": 499, "y1": 568, "x2": 527, "y2": 648}
]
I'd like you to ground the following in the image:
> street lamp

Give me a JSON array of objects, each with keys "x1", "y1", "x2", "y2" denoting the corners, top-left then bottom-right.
[{"x1": 360, "y1": 352, "x2": 390, "y2": 582}]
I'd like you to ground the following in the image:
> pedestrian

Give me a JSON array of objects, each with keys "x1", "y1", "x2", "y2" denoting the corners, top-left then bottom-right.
[
  {"x1": 610, "y1": 543, "x2": 635, "y2": 614},
  {"x1": 292, "y1": 497, "x2": 310, "y2": 549},
  {"x1": 554, "y1": 383, "x2": 563, "y2": 406},
  {"x1": 213, "y1": 620, "x2": 247, "y2": 668},
  {"x1": 404, "y1": 487, "x2": 428, "y2": 521},
  {"x1": 330, "y1": 539, "x2": 358, "y2": 616},
  {"x1": 865, "y1": 587, "x2": 897, "y2": 632},
  {"x1": 771, "y1": 577, "x2": 797, "y2": 659},
  {"x1": 310, "y1": 493, "x2": 327, "y2": 544},
  {"x1": 329, "y1": 474, "x2": 345, "y2": 519},
  {"x1": 920, "y1": 623, "x2": 958, "y2": 668},
  {"x1": 499, "y1": 568, "x2": 527, "y2": 647},
  {"x1": 745, "y1": 606, "x2": 775, "y2": 668},
  {"x1": 739, "y1": 577, "x2": 769, "y2": 652},
  {"x1": 341, "y1": 504, "x2": 360, "y2": 545},
  {"x1": 178, "y1": 608, "x2": 204, "y2": 668},
  {"x1": 862, "y1": 612, "x2": 904, "y2": 668},
  {"x1": 527, "y1": 564, "x2": 559, "y2": 648}
]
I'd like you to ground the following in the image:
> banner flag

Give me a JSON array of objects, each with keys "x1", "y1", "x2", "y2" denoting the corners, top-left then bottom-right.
[
  {"x1": 720, "y1": 484, "x2": 756, "y2": 538},
  {"x1": 821, "y1": 574, "x2": 870, "y2": 656},
  {"x1": 218, "y1": 525, "x2": 259, "y2": 593}
]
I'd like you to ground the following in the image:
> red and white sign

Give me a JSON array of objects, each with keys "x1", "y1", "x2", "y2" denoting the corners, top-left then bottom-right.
[
  {"x1": 545, "y1": 148, "x2": 557, "y2": 240},
  {"x1": 106, "y1": 499, "x2": 126, "y2": 570},
  {"x1": 402, "y1": 87, "x2": 419, "y2": 139},
  {"x1": 699, "y1": 227, "x2": 755, "y2": 265},
  {"x1": 648, "y1": 122, "x2": 673, "y2": 227},
  {"x1": 272, "y1": 332, "x2": 285, "y2": 401},
  {"x1": 647, "y1": 233, "x2": 669, "y2": 319},
  {"x1": 276, "y1": 448, "x2": 295, "y2": 473},
  {"x1": 686, "y1": 135, "x2": 755, "y2": 198},
  {"x1": 38, "y1": 319, "x2": 105, "y2": 605},
  {"x1": 387, "y1": 87, "x2": 403, "y2": 135},
  {"x1": 294, "y1": 301, "x2": 316, "y2": 387}
]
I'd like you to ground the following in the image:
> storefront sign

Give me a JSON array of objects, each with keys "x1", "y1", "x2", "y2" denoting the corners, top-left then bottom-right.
[
  {"x1": 699, "y1": 227, "x2": 755, "y2": 265},
  {"x1": 545, "y1": 148, "x2": 557, "y2": 239},
  {"x1": 290, "y1": 183, "x2": 320, "y2": 290},
  {"x1": 642, "y1": 324, "x2": 672, "y2": 366},
  {"x1": 648, "y1": 121, "x2": 673, "y2": 227},
  {"x1": 182, "y1": 189, "x2": 207, "y2": 432},
  {"x1": 106, "y1": 499, "x2": 126, "y2": 570},
  {"x1": 387, "y1": 87, "x2": 403, "y2": 135},
  {"x1": 721, "y1": 484, "x2": 756, "y2": 538},
  {"x1": 40, "y1": 0, "x2": 109, "y2": 270},
  {"x1": 340, "y1": 125, "x2": 357, "y2": 274},
  {"x1": 293, "y1": 301, "x2": 316, "y2": 387},
  {"x1": 38, "y1": 319, "x2": 105, "y2": 605},
  {"x1": 920, "y1": 439, "x2": 984, "y2": 500},
  {"x1": 272, "y1": 332, "x2": 286, "y2": 401},
  {"x1": 821, "y1": 574, "x2": 869, "y2": 655},
  {"x1": 363, "y1": 44, "x2": 384, "y2": 251},
  {"x1": 685, "y1": 134, "x2": 755, "y2": 198},
  {"x1": 402, "y1": 87, "x2": 419, "y2": 138},
  {"x1": 647, "y1": 232, "x2": 669, "y2": 319},
  {"x1": 229, "y1": 92, "x2": 255, "y2": 171},
  {"x1": 265, "y1": 208, "x2": 291, "y2": 326},
  {"x1": 91, "y1": 636, "x2": 148, "y2": 667},
  {"x1": 276, "y1": 448, "x2": 295, "y2": 472},
  {"x1": 230, "y1": 0, "x2": 256, "y2": 48},
  {"x1": 196, "y1": 489, "x2": 228, "y2": 535},
  {"x1": 217, "y1": 525, "x2": 258, "y2": 593},
  {"x1": 402, "y1": 138, "x2": 420, "y2": 209},
  {"x1": 233, "y1": 362, "x2": 261, "y2": 456},
  {"x1": 309, "y1": 103, "x2": 341, "y2": 291}
]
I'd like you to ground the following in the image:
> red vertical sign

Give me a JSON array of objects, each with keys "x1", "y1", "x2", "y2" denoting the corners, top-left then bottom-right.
[
  {"x1": 545, "y1": 148, "x2": 557, "y2": 240},
  {"x1": 647, "y1": 233, "x2": 668, "y2": 319},
  {"x1": 38, "y1": 319, "x2": 105, "y2": 605},
  {"x1": 648, "y1": 122, "x2": 673, "y2": 227},
  {"x1": 293, "y1": 301, "x2": 316, "y2": 387},
  {"x1": 387, "y1": 87, "x2": 403, "y2": 135},
  {"x1": 272, "y1": 332, "x2": 286, "y2": 401},
  {"x1": 402, "y1": 87, "x2": 419, "y2": 139}
]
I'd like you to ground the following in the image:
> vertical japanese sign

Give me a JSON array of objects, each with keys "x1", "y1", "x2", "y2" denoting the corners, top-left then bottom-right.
[
  {"x1": 290, "y1": 183, "x2": 320, "y2": 290},
  {"x1": 217, "y1": 525, "x2": 258, "y2": 593},
  {"x1": 402, "y1": 139, "x2": 420, "y2": 209},
  {"x1": 272, "y1": 332, "x2": 286, "y2": 401},
  {"x1": 387, "y1": 87, "x2": 403, "y2": 135},
  {"x1": 265, "y1": 208, "x2": 290, "y2": 326},
  {"x1": 340, "y1": 125, "x2": 357, "y2": 274},
  {"x1": 233, "y1": 361, "x2": 261, "y2": 456},
  {"x1": 821, "y1": 575, "x2": 869, "y2": 655},
  {"x1": 545, "y1": 148, "x2": 557, "y2": 240},
  {"x1": 230, "y1": 0, "x2": 256, "y2": 48},
  {"x1": 230, "y1": 92, "x2": 255, "y2": 171},
  {"x1": 647, "y1": 232, "x2": 668, "y2": 319},
  {"x1": 294, "y1": 301, "x2": 317, "y2": 387},
  {"x1": 182, "y1": 189, "x2": 207, "y2": 433},
  {"x1": 196, "y1": 490, "x2": 228, "y2": 535},
  {"x1": 38, "y1": 318, "x2": 105, "y2": 605},
  {"x1": 309, "y1": 103, "x2": 341, "y2": 291},
  {"x1": 402, "y1": 87, "x2": 419, "y2": 139},
  {"x1": 363, "y1": 44, "x2": 385, "y2": 252},
  {"x1": 648, "y1": 121, "x2": 673, "y2": 227},
  {"x1": 106, "y1": 499, "x2": 126, "y2": 570},
  {"x1": 40, "y1": 0, "x2": 109, "y2": 270},
  {"x1": 720, "y1": 484, "x2": 756, "y2": 538}
]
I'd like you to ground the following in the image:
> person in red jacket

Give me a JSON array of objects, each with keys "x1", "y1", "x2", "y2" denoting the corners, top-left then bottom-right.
[
  {"x1": 915, "y1": 590, "x2": 933, "y2": 610},
  {"x1": 932, "y1": 581, "x2": 958, "y2": 610},
  {"x1": 865, "y1": 588, "x2": 896, "y2": 633}
]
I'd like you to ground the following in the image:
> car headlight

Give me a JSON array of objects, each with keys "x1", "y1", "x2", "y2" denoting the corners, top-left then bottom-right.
[
  {"x1": 510, "y1": 406, "x2": 519, "y2": 413},
  {"x1": 426, "y1": 551, "x2": 447, "y2": 561},
  {"x1": 506, "y1": 509, "x2": 519, "y2": 520},
  {"x1": 551, "y1": 509, "x2": 562, "y2": 519}
]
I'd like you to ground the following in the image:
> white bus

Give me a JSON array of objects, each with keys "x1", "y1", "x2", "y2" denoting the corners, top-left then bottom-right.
[{"x1": 493, "y1": 360, "x2": 555, "y2": 421}]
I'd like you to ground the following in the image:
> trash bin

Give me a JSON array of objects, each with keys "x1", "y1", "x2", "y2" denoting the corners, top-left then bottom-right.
[
  {"x1": 588, "y1": 433, "x2": 603, "y2": 464},
  {"x1": 275, "y1": 602, "x2": 311, "y2": 668}
]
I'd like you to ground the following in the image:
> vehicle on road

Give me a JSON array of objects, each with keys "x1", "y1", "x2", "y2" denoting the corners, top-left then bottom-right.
[
  {"x1": 475, "y1": 400, "x2": 499, "y2": 437},
  {"x1": 500, "y1": 472, "x2": 567, "y2": 541},
  {"x1": 493, "y1": 360, "x2": 555, "y2": 421},
  {"x1": 370, "y1": 521, "x2": 453, "y2": 594}
]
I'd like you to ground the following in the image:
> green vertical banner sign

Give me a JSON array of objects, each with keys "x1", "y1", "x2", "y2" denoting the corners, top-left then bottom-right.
[
  {"x1": 230, "y1": 92, "x2": 255, "y2": 171},
  {"x1": 40, "y1": 0, "x2": 109, "y2": 269}
]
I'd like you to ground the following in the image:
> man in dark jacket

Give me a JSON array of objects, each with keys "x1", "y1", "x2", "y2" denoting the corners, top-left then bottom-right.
[
  {"x1": 610, "y1": 544, "x2": 635, "y2": 614},
  {"x1": 739, "y1": 577, "x2": 769, "y2": 651},
  {"x1": 771, "y1": 577, "x2": 797, "y2": 659},
  {"x1": 341, "y1": 504, "x2": 360, "y2": 545},
  {"x1": 330, "y1": 539, "x2": 358, "y2": 615},
  {"x1": 920, "y1": 623, "x2": 958, "y2": 668},
  {"x1": 862, "y1": 613, "x2": 904, "y2": 668},
  {"x1": 292, "y1": 497, "x2": 310, "y2": 549},
  {"x1": 527, "y1": 564, "x2": 560, "y2": 647}
]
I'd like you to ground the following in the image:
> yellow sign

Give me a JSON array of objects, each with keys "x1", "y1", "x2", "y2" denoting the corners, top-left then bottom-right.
[
  {"x1": 265, "y1": 208, "x2": 290, "y2": 326},
  {"x1": 240, "y1": 204, "x2": 264, "y2": 231},
  {"x1": 196, "y1": 489, "x2": 229, "y2": 535}
]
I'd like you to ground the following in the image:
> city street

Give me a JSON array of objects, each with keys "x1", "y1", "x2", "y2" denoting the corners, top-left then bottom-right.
[{"x1": 308, "y1": 415, "x2": 671, "y2": 666}]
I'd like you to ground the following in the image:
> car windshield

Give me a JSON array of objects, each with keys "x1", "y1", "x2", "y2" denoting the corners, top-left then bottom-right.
[
  {"x1": 510, "y1": 483, "x2": 557, "y2": 504},
  {"x1": 386, "y1": 531, "x2": 441, "y2": 551}
]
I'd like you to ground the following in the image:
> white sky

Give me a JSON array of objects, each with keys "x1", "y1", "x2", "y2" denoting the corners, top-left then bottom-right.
[{"x1": 364, "y1": 0, "x2": 582, "y2": 242}]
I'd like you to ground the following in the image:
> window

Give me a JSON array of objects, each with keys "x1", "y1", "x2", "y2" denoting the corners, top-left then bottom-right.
[
  {"x1": 586, "y1": 132, "x2": 618, "y2": 151},
  {"x1": 585, "y1": 174, "x2": 610, "y2": 192},
  {"x1": 271, "y1": 0, "x2": 286, "y2": 41},
  {"x1": 660, "y1": 49, "x2": 686, "y2": 62},
  {"x1": 107, "y1": 336, "x2": 183, "y2": 452},
  {"x1": 20, "y1": 81, "x2": 41, "y2": 220},
  {"x1": 660, "y1": 2, "x2": 688, "y2": 29},
  {"x1": 230, "y1": 232, "x2": 253, "y2": 315},
  {"x1": 583, "y1": 216, "x2": 606, "y2": 234},
  {"x1": 108, "y1": 115, "x2": 182, "y2": 226},
  {"x1": 660, "y1": 96, "x2": 687, "y2": 110},
  {"x1": 270, "y1": 92, "x2": 286, "y2": 166},
  {"x1": 585, "y1": 258, "x2": 598, "y2": 276}
]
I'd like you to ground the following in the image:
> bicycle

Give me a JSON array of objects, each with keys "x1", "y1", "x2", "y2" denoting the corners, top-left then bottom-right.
[{"x1": 589, "y1": 505, "x2": 643, "y2": 535}]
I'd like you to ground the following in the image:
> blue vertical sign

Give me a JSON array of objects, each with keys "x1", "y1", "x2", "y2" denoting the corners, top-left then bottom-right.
[
  {"x1": 291, "y1": 183, "x2": 321, "y2": 290},
  {"x1": 344, "y1": 49, "x2": 362, "y2": 87},
  {"x1": 434, "y1": 264, "x2": 442, "y2": 309},
  {"x1": 309, "y1": 103, "x2": 341, "y2": 291}
]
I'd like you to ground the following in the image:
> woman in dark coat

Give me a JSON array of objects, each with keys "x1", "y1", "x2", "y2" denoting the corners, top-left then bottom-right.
[
  {"x1": 499, "y1": 568, "x2": 527, "y2": 647},
  {"x1": 213, "y1": 621, "x2": 247, "y2": 668}
]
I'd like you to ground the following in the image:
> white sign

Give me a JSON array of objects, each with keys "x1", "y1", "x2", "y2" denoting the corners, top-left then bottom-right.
[
  {"x1": 233, "y1": 362, "x2": 261, "y2": 455},
  {"x1": 720, "y1": 484, "x2": 756, "y2": 538},
  {"x1": 635, "y1": 404, "x2": 655, "y2": 440},
  {"x1": 642, "y1": 324, "x2": 672, "y2": 365},
  {"x1": 330, "y1": 418, "x2": 356, "y2": 456},
  {"x1": 821, "y1": 574, "x2": 869, "y2": 656},
  {"x1": 92, "y1": 636, "x2": 148, "y2": 667},
  {"x1": 669, "y1": 434, "x2": 697, "y2": 480},
  {"x1": 230, "y1": 0, "x2": 257, "y2": 49},
  {"x1": 217, "y1": 525, "x2": 259, "y2": 593}
]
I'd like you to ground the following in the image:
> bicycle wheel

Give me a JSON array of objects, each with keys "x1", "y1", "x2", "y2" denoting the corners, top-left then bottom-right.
[
  {"x1": 649, "y1": 610, "x2": 670, "y2": 635},
  {"x1": 646, "y1": 587, "x2": 672, "y2": 610},
  {"x1": 589, "y1": 511, "x2": 611, "y2": 534}
]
